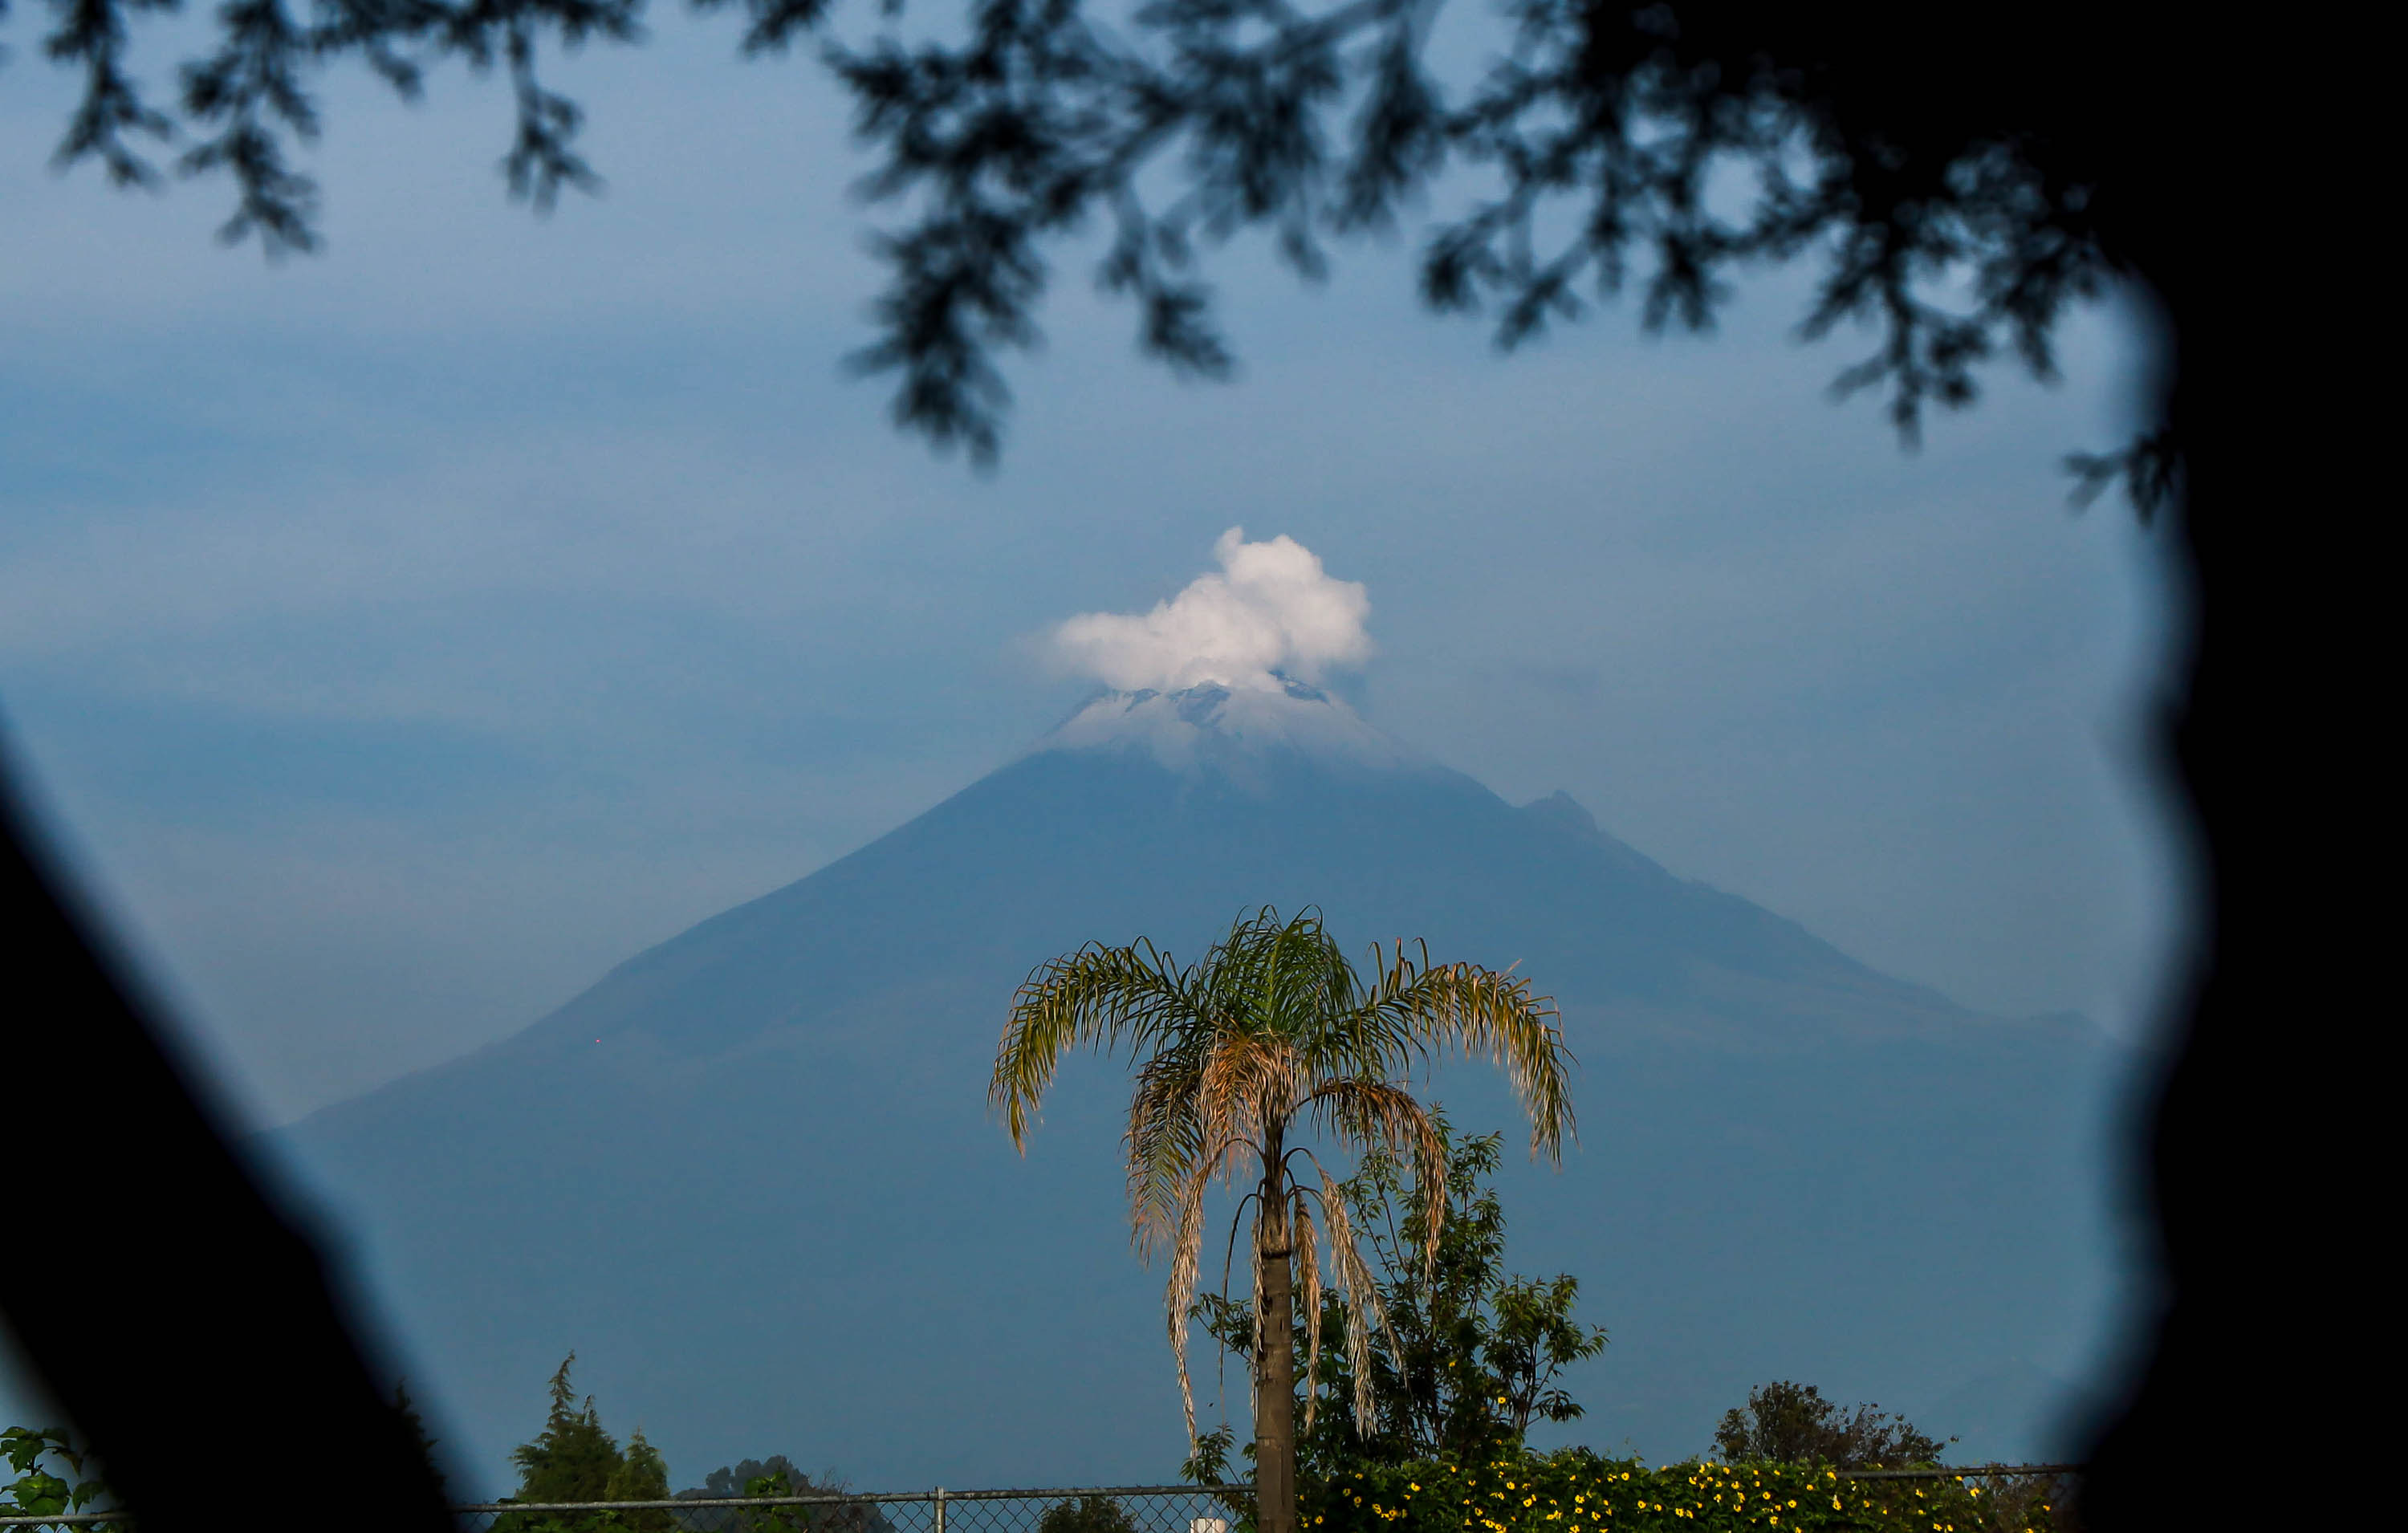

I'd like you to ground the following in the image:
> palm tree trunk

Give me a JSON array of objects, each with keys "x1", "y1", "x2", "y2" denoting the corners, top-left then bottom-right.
[{"x1": 1255, "y1": 1139, "x2": 1298, "y2": 1533}]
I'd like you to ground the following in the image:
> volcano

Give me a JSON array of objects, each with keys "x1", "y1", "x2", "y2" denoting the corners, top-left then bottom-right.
[{"x1": 277, "y1": 683, "x2": 2121, "y2": 1490}]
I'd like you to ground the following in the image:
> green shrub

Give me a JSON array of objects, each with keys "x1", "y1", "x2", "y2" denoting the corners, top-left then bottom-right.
[
  {"x1": 2, "y1": 1426, "x2": 124, "y2": 1531},
  {"x1": 1299, "y1": 1450, "x2": 2069, "y2": 1533}
]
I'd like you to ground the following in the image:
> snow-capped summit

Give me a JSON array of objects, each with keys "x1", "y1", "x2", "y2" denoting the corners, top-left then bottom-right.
[{"x1": 1039, "y1": 673, "x2": 1421, "y2": 773}]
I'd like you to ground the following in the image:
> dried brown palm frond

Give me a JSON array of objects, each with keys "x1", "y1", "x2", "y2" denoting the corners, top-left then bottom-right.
[
  {"x1": 1304, "y1": 1077, "x2": 1448, "y2": 1281},
  {"x1": 1293, "y1": 1192, "x2": 1323, "y2": 1433},
  {"x1": 1316, "y1": 1159, "x2": 1401, "y2": 1432},
  {"x1": 1165, "y1": 1148, "x2": 1230, "y2": 1442}
]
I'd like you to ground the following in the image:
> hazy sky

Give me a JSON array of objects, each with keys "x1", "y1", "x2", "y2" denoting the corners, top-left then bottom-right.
[{"x1": 1, "y1": 18, "x2": 2188, "y2": 1142}]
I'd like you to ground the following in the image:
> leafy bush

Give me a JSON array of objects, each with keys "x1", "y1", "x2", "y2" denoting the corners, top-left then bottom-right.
[
  {"x1": 1194, "y1": 1117, "x2": 1607, "y2": 1475},
  {"x1": 1298, "y1": 1450, "x2": 2069, "y2": 1533},
  {"x1": 2, "y1": 1427, "x2": 124, "y2": 1531}
]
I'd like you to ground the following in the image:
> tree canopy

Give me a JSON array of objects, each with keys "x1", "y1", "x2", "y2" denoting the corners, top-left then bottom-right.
[
  {"x1": 1710, "y1": 1381, "x2": 1949, "y2": 1471},
  {"x1": 9, "y1": 0, "x2": 2171, "y2": 487}
]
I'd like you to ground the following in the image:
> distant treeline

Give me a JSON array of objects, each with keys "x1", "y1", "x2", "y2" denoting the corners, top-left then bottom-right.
[
  {"x1": 5, "y1": 1120, "x2": 2059, "y2": 1533},
  {"x1": 6, "y1": 1376, "x2": 2062, "y2": 1533},
  {"x1": 482, "y1": 1354, "x2": 891, "y2": 1533}
]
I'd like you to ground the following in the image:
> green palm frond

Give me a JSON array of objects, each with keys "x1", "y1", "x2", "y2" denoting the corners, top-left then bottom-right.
[
  {"x1": 1352, "y1": 947, "x2": 1576, "y2": 1162},
  {"x1": 1127, "y1": 1042, "x2": 1211, "y2": 1254},
  {"x1": 995, "y1": 937, "x2": 1196, "y2": 1148}
]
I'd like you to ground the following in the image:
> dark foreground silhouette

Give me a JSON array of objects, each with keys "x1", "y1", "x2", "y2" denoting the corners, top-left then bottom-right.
[{"x1": 2, "y1": 2, "x2": 2365, "y2": 1523}]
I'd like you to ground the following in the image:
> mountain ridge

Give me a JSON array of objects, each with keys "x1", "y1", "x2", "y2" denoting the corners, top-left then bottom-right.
[{"x1": 276, "y1": 697, "x2": 2121, "y2": 1490}]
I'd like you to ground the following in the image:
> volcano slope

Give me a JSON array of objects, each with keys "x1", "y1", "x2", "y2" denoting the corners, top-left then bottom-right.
[{"x1": 277, "y1": 685, "x2": 2123, "y2": 1490}]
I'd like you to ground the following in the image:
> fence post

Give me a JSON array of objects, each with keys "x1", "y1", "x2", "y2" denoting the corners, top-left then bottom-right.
[{"x1": 934, "y1": 1487, "x2": 947, "y2": 1533}]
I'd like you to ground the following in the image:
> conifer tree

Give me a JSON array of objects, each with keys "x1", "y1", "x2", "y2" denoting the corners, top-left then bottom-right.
[
  {"x1": 393, "y1": 1381, "x2": 449, "y2": 1504},
  {"x1": 605, "y1": 1427, "x2": 674, "y2": 1531},
  {"x1": 500, "y1": 1353, "x2": 626, "y2": 1531}
]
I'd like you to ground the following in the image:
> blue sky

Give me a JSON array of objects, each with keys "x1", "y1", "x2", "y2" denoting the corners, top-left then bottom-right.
[{"x1": 1, "y1": 15, "x2": 2187, "y2": 1155}]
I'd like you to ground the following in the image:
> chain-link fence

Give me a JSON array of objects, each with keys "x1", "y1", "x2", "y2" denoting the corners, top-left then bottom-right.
[
  {"x1": 1833, "y1": 1464, "x2": 2080, "y2": 1481},
  {"x1": 2, "y1": 1470, "x2": 2090, "y2": 1531},
  {"x1": 448, "y1": 1485, "x2": 1255, "y2": 1533},
  {"x1": 0, "y1": 1483, "x2": 1256, "y2": 1532}
]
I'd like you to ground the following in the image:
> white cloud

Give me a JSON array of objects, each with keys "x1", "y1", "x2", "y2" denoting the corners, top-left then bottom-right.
[{"x1": 1048, "y1": 528, "x2": 1373, "y2": 691}]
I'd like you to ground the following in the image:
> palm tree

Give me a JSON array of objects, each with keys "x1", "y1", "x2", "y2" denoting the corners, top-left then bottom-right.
[{"x1": 994, "y1": 907, "x2": 1574, "y2": 1533}]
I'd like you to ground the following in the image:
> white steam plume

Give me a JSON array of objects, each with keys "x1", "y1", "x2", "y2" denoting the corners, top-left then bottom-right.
[{"x1": 1050, "y1": 528, "x2": 1373, "y2": 692}]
